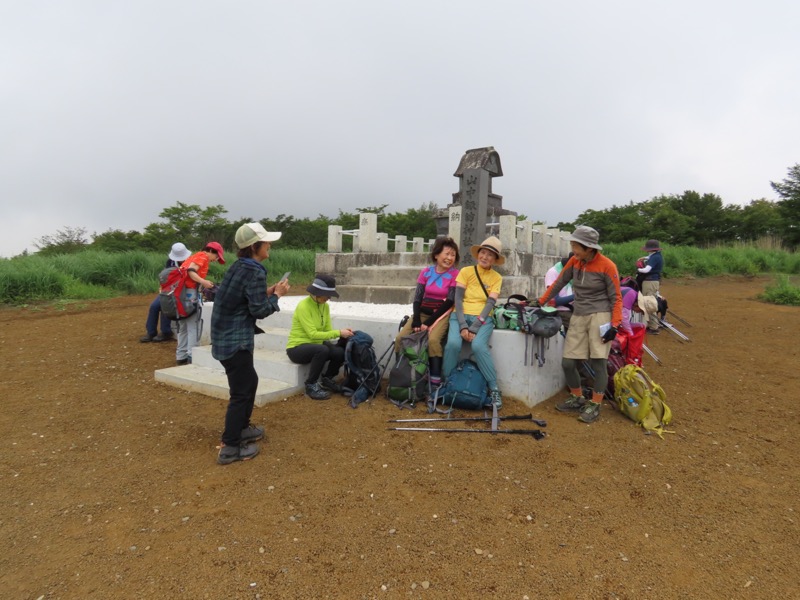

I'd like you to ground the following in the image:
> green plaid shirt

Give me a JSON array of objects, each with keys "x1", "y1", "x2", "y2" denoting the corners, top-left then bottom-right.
[{"x1": 211, "y1": 258, "x2": 280, "y2": 361}]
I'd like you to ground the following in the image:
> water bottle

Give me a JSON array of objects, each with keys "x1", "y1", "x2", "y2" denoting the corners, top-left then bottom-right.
[{"x1": 627, "y1": 396, "x2": 639, "y2": 408}]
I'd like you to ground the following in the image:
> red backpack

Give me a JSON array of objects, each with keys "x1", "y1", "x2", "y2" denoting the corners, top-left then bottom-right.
[{"x1": 158, "y1": 266, "x2": 197, "y2": 320}]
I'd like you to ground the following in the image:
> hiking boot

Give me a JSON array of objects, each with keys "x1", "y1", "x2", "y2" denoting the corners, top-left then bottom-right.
[
  {"x1": 555, "y1": 393, "x2": 586, "y2": 412},
  {"x1": 320, "y1": 376, "x2": 342, "y2": 393},
  {"x1": 305, "y1": 382, "x2": 331, "y2": 400},
  {"x1": 153, "y1": 333, "x2": 175, "y2": 342},
  {"x1": 217, "y1": 443, "x2": 260, "y2": 465},
  {"x1": 578, "y1": 401, "x2": 601, "y2": 424},
  {"x1": 489, "y1": 389, "x2": 503, "y2": 409},
  {"x1": 140, "y1": 334, "x2": 156, "y2": 343},
  {"x1": 176, "y1": 358, "x2": 191, "y2": 366},
  {"x1": 647, "y1": 328, "x2": 660, "y2": 335},
  {"x1": 240, "y1": 424, "x2": 264, "y2": 443}
]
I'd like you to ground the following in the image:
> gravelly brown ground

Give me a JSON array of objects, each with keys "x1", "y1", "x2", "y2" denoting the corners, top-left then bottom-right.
[{"x1": 1, "y1": 276, "x2": 798, "y2": 599}]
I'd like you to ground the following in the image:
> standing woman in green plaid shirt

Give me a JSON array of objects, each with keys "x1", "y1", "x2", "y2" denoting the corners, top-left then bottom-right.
[{"x1": 211, "y1": 223, "x2": 290, "y2": 465}]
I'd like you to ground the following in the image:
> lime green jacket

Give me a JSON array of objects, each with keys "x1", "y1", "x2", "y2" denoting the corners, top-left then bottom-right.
[{"x1": 286, "y1": 295, "x2": 342, "y2": 349}]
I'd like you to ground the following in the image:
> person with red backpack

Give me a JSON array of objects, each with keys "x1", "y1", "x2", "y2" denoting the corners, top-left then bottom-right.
[
  {"x1": 140, "y1": 242, "x2": 191, "y2": 343},
  {"x1": 175, "y1": 241, "x2": 225, "y2": 366}
]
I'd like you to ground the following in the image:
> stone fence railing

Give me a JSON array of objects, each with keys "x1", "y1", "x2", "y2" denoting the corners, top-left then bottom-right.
[{"x1": 328, "y1": 211, "x2": 571, "y2": 256}]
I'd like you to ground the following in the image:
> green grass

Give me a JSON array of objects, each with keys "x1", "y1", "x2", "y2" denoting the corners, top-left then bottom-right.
[{"x1": 759, "y1": 275, "x2": 800, "y2": 306}]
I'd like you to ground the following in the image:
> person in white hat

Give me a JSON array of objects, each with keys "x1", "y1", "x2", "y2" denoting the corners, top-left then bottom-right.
[
  {"x1": 537, "y1": 225, "x2": 623, "y2": 425},
  {"x1": 211, "y1": 223, "x2": 289, "y2": 465},
  {"x1": 442, "y1": 235, "x2": 505, "y2": 408},
  {"x1": 139, "y1": 242, "x2": 191, "y2": 343}
]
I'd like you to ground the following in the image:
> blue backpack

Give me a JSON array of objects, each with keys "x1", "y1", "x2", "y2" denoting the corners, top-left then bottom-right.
[
  {"x1": 342, "y1": 330, "x2": 382, "y2": 408},
  {"x1": 432, "y1": 359, "x2": 490, "y2": 411}
]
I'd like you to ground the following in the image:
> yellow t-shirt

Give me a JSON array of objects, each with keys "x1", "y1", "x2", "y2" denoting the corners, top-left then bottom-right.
[{"x1": 456, "y1": 265, "x2": 502, "y2": 315}]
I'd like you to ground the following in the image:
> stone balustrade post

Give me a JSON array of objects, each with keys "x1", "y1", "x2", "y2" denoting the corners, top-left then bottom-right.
[
  {"x1": 448, "y1": 205, "x2": 462, "y2": 249},
  {"x1": 412, "y1": 237, "x2": 424, "y2": 253},
  {"x1": 394, "y1": 235, "x2": 407, "y2": 253},
  {"x1": 358, "y1": 213, "x2": 378, "y2": 252},
  {"x1": 328, "y1": 225, "x2": 343, "y2": 253},
  {"x1": 499, "y1": 215, "x2": 516, "y2": 253},
  {"x1": 516, "y1": 220, "x2": 533, "y2": 253},
  {"x1": 377, "y1": 233, "x2": 388, "y2": 253}
]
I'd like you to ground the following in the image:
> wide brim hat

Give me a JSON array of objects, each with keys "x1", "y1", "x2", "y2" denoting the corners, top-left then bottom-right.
[
  {"x1": 306, "y1": 275, "x2": 339, "y2": 298},
  {"x1": 470, "y1": 236, "x2": 505, "y2": 265},
  {"x1": 204, "y1": 241, "x2": 226, "y2": 264},
  {"x1": 168, "y1": 242, "x2": 191, "y2": 262},
  {"x1": 637, "y1": 294, "x2": 658, "y2": 317},
  {"x1": 568, "y1": 226, "x2": 602, "y2": 251},
  {"x1": 235, "y1": 222, "x2": 282, "y2": 249},
  {"x1": 641, "y1": 239, "x2": 661, "y2": 252}
]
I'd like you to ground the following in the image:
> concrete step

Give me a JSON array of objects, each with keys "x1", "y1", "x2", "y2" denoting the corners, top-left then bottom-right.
[
  {"x1": 253, "y1": 327, "x2": 291, "y2": 351},
  {"x1": 154, "y1": 365, "x2": 302, "y2": 407},
  {"x1": 335, "y1": 284, "x2": 416, "y2": 305},
  {"x1": 192, "y1": 346, "x2": 310, "y2": 385},
  {"x1": 346, "y1": 265, "x2": 422, "y2": 286}
]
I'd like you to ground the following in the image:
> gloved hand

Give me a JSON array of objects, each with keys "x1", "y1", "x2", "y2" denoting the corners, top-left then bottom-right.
[
  {"x1": 531, "y1": 299, "x2": 542, "y2": 308},
  {"x1": 601, "y1": 326, "x2": 618, "y2": 343}
]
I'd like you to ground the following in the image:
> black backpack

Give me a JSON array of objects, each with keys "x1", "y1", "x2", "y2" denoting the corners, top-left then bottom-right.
[
  {"x1": 342, "y1": 331, "x2": 382, "y2": 408},
  {"x1": 386, "y1": 330, "x2": 429, "y2": 407}
]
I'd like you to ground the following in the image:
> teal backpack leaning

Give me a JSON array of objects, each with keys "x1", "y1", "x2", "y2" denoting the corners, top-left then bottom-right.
[{"x1": 430, "y1": 359, "x2": 490, "y2": 412}]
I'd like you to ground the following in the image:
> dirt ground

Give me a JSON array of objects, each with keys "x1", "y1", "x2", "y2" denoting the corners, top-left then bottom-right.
[{"x1": 1, "y1": 276, "x2": 798, "y2": 599}]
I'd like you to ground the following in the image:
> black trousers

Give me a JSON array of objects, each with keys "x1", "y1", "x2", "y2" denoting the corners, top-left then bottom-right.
[
  {"x1": 220, "y1": 349, "x2": 258, "y2": 446},
  {"x1": 286, "y1": 342, "x2": 345, "y2": 385}
]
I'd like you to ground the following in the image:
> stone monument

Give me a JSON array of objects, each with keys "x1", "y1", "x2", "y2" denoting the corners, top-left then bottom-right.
[{"x1": 434, "y1": 146, "x2": 517, "y2": 264}]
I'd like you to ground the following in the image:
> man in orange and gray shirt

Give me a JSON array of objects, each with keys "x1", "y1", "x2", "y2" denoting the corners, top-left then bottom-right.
[{"x1": 537, "y1": 226, "x2": 622, "y2": 424}]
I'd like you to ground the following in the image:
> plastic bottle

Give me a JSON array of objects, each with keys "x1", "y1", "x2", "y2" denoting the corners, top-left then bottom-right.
[{"x1": 627, "y1": 396, "x2": 639, "y2": 408}]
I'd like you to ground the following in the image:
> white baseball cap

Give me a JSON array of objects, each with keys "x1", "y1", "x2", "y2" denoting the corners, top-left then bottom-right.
[{"x1": 234, "y1": 223, "x2": 282, "y2": 249}]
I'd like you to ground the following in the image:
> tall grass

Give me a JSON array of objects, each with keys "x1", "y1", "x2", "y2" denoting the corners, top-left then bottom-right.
[
  {"x1": 759, "y1": 275, "x2": 800, "y2": 306},
  {"x1": 0, "y1": 248, "x2": 318, "y2": 305},
  {"x1": 603, "y1": 240, "x2": 800, "y2": 278}
]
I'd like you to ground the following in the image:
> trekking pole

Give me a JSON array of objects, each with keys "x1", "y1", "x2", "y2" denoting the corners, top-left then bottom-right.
[
  {"x1": 388, "y1": 414, "x2": 547, "y2": 426},
  {"x1": 666, "y1": 310, "x2": 692, "y2": 327},
  {"x1": 388, "y1": 427, "x2": 546, "y2": 440},
  {"x1": 658, "y1": 319, "x2": 691, "y2": 342},
  {"x1": 372, "y1": 341, "x2": 396, "y2": 398},
  {"x1": 642, "y1": 343, "x2": 663, "y2": 365}
]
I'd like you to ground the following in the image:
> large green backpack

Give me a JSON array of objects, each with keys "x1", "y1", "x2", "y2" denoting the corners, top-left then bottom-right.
[{"x1": 613, "y1": 365, "x2": 674, "y2": 438}]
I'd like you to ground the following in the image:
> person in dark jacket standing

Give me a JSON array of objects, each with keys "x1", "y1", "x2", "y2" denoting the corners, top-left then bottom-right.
[
  {"x1": 538, "y1": 226, "x2": 622, "y2": 424},
  {"x1": 637, "y1": 239, "x2": 664, "y2": 334},
  {"x1": 211, "y1": 223, "x2": 289, "y2": 465}
]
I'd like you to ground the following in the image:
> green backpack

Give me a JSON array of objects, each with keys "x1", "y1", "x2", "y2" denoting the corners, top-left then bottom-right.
[{"x1": 613, "y1": 365, "x2": 674, "y2": 438}]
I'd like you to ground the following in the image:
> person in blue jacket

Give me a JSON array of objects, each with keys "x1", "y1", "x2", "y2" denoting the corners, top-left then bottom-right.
[{"x1": 637, "y1": 239, "x2": 664, "y2": 334}]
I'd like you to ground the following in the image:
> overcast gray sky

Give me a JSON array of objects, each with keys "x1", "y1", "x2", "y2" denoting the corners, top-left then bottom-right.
[{"x1": 2, "y1": 1, "x2": 798, "y2": 257}]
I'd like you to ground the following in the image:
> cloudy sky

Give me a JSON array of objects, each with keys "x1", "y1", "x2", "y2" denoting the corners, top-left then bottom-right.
[{"x1": 2, "y1": 1, "x2": 798, "y2": 257}]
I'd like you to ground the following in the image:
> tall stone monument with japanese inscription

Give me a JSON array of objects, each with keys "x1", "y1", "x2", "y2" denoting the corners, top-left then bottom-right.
[{"x1": 434, "y1": 146, "x2": 516, "y2": 265}]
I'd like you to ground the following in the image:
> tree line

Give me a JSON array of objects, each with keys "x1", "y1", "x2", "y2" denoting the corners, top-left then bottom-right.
[{"x1": 31, "y1": 164, "x2": 800, "y2": 256}]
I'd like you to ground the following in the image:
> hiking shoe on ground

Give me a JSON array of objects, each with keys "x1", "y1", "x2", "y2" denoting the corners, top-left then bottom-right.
[
  {"x1": 305, "y1": 382, "x2": 331, "y2": 400},
  {"x1": 153, "y1": 333, "x2": 175, "y2": 342},
  {"x1": 320, "y1": 376, "x2": 342, "y2": 393},
  {"x1": 555, "y1": 393, "x2": 586, "y2": 412},
  {"x1": 176, "y1": 358, "x2": 191, "y2": 366},
  {"x1": 578, "y1": 401, "x2": 601, "y2": 424},
  {"x1": 489, "y1": 389, "x2": 503, "y2": 409},
  {"x1": 217, "y1": 443, "x2": 260, "y2": 465},
  {"x1": 647, "y1": 328, "x2": 660, "y2": 335},
  {"x1": 240, "y1": 424, "x2": 264, "y2": 443},
  {"x1": 140, "y1": 334, "x2": 156, "y2": 343}
]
